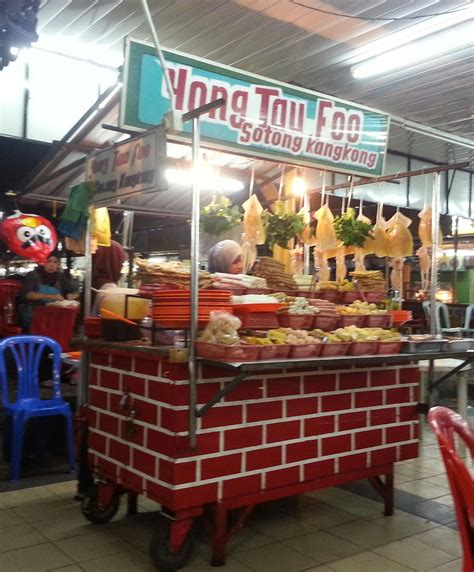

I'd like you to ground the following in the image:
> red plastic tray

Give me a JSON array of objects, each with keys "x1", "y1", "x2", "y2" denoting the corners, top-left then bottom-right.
[
  {"x1": 365, "y1": 291, "x2": 386, "y2": 303},
  {"x1": 341, "y1": 291, "x2": 360, "y2": 304},
  {"x1": 289, "y1": 343, "x2": 321, "y2": 359},
  {"x1": 277, "y1": 315, "x2": 314, "y2": 329},
  {"x1": 232, "y1": 303, "x2": 283, "y2": 313},
  {"x1": 244, "y1": 288, "x2": 273, "y2": 295},
  {"x1": 294, "y1": 290, "x2": 314, "y2": 298},
  {"x1": 348, "y1": 341, "x2": 379, "y2": 356},
  {"x1": 319, "y1": 342, "x2": 350, "y2": 357},
  {"x1": 364, "y1": 314, "x2": 390, "y2": 328},
  {"x1": 195, "y1": 341, "x2": 261, "y2": 362},
  {"x1": 312, "y1": 314, "x2": 339, "y2": 331},
  {"x1": 337, "y1": 315, "x2": 366, "y2": 328},
  {"x1": 317, "y1": 291, "x2": 341, "y2": 303},
  {"x1": 377, "y1": 340, "x2": 402, "y2": 355},
  {"x1": 234, "y1": 312, "x2": 279, "y2": 329},
  {"x1": 259, "y1": 344, "x2": 291, "y2": 360}
]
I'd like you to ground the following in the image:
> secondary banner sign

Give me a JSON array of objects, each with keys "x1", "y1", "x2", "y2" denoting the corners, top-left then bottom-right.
[{"x1": 121, "y1": 39, "x2": 390, "y2": 177}]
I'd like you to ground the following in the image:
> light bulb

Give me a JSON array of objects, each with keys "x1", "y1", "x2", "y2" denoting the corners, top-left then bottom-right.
[{"x1": 291, "y1": 175, "x2": 306, "y2": 197}]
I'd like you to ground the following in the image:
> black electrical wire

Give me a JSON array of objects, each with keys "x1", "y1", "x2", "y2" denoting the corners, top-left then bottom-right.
[{"x1": 290, "y1": 0, "x2": 471, "y2": 21}]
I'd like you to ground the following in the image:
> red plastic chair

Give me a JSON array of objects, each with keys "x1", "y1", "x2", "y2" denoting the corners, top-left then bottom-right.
[{"x1": 428, "y1": 406, "x2": 474, "y2": 572}]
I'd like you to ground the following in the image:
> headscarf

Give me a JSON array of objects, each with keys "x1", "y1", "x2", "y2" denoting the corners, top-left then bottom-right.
[
  {"x1": 92, "y1": 240, "x2": 127, "y2": 289},
  {"x1": 207, "y1": 240, "x2": 242, "y2": 274}
]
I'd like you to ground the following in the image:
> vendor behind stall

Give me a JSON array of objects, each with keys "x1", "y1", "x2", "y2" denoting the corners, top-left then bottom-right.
[
  {"x1": 207, "y1": 239, "x2": 243, "y2": 274},
  {"x1": 91, "y1": 240, "x2": 128, "y2": 314},
  {"x1": 19, "y1": 253, "x2": 79, "y2": 332}
]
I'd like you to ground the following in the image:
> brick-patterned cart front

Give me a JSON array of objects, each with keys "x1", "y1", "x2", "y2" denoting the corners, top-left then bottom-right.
[{"x1": 82, "y1": 344, "x2": 419, "y2": 569}]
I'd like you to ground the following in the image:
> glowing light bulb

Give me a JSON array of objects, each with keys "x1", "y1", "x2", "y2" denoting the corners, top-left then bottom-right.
[{"x1": 291, "y1": 175, "x2": 306, "y2": 197}]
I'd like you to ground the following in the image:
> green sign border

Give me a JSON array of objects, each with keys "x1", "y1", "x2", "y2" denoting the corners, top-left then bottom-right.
[{"x1": 120, "y1": 38, "x2": 390, "y2": 178}]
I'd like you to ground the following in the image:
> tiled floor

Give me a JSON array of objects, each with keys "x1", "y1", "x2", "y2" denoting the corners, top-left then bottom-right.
[{"x1": 0, "y1": 425, "x2": 466, "y2": 571}]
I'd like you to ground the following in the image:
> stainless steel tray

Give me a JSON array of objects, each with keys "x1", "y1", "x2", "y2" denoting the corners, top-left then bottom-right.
[
  {"x1": 442, "y1": 339, "x2": 474, "y2": 352},
  {"x1": 400, "y1": 340, "x2": 445, "y2": 354}
]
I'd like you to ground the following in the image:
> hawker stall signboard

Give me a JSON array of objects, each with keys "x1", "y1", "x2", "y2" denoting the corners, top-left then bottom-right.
[
  {"x1": 85, "y1": 127, "x2": 167, "y2": 204},
  {"x1": 121, "y1": 40, "x2": 390, "y2": 177}
]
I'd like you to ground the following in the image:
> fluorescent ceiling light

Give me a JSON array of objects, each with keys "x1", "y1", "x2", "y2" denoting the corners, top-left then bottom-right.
[
  {"x1": 31, "y1": 36, "x2": 123, "y2": 68},
  {"x1": 352, "y1": 17, "x2": 472, "y2": 79},
  {"x1": 165, "y1": 168, "x2": 244, "y2": 193}
]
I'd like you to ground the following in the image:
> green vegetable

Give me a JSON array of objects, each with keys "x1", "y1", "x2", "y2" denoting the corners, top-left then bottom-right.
[
  {"x1": 263, "y1": 201, "x2": 305, "y2": 250},
  {"x1": 200, "y1": 196, "x2": 242, "y2": 236},
  {"x1": 334, "y1": 207, "x2": 374, "y2": 247}
]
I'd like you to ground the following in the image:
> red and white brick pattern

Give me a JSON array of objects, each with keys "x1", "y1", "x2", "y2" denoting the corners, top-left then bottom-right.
[{"x1": 87, "y1": 350, "x2": 419, "y2": 511}]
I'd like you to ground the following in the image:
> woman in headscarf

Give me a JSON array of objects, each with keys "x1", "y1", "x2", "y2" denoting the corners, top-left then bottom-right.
[
  {"x1": 207, "y1": 239, "x2": 243, "y2": 274},
  {"x1": 91, "y1": 240, "x2": 128, "y2": 313}
]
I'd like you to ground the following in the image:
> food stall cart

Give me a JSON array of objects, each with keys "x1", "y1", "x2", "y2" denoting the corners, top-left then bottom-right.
[{"x1": 60, "y1": 40, "x2": 471, "y2": 570}]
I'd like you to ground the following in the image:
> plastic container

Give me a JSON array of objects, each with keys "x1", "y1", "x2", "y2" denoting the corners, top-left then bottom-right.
[
  {"x1": 289, "y1": 343, "x2": 321, "y2": 359},
  {"x1": 234, "y1": 312, "x2": 279, "y2": 329},
  {"x1": 99, "y1": 287, "x2": 150, "y2": 320},
  {"x1": 365, "y1": 292, "x2": 386, "y2": 303},
  {"x1": 387, "y1": 310, "x2": 413, "y2": 327},
  {"x1": 317, "y1": 291, "x2": 341, "y2": 303},
  {"x1": 259, "y1": 344, "x2": 291, "y2": 360},
  {"x1": 312, "y1": 314, "x2": 339, "y2": 331},
  {"x1": 364, "y1": 314, "x2": 390, "y2": 328},
  {"x1": 400, "y1": 339, "x2": 445, "y2": 354},
  {"x1": 377, "y1": 340, "x2": 402, "y2": 355},
  {"x1": 320, "y1": 342, "x2": 350, "y2": 357},
  {"x1": 195, "y1": 341, "x2": 261, "y2": 362},
  {"x1": 337, "y1": 315, "x2": 366, "y2": 328},
  {"x1": 348, "y1": 341, "x2": 378, "y2": 356},
  {"x1": 277, "y1": 315, "x2": 314, "y2": 329}
]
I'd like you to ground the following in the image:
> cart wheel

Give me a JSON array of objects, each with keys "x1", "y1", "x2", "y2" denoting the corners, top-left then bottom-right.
[
  {"x1": 81, "y1": 485, "x2": 120, "y2": 524},
  {"x1": 149, "y1": 516, "x2": 194, "y2": 571}
]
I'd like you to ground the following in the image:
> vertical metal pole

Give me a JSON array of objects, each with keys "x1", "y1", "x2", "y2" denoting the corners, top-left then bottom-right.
[
  {"x1": 78, "y1": 208, "x2": 93, "y2": 407},
  {"x1": 453, "y1": 217, "x2": 459, "y2": 303},
  {"x1": 303, "y1": 193, "x2": 310, "y2": 275},
  {"x1": 122, "y1": 211, "x2": 135, "y2": 287},
  {"x1": 188, "y1": 117, "x2": 201, "y2": 449},
  {"x1": 430, "y1": 173, "x2": 441, "y2": 336}
]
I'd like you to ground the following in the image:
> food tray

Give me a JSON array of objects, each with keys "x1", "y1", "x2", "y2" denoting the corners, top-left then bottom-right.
[
  {"x1": 234, "y1": 312, "x2": 279, "y2": 329},
  {"x1": 337, "y1": 315, "x2": 366, "y2": 328},
  {"x1": 364, "y1": 314, "x2": 390, "y2": 328},
  {"x1": 289, "y1": 343, "x2": 321, "y2": 359},
  {"x1": 365, "y1": 292, "x2": 386, "y2": 303},
  {"x1": 341, "y1": 291, "x2": 360, "y2": 304},
  {"x1": 400, "y1": 340, "x2": 444, "y2": 354},
  {"x1": 277, "y1": 315, "x2": 314, "y2": 329},
  {"x1": 294, "y1": 290, "x2": 314, "y2": 298},
  {"x1": 320, "y1": 342, "x2": 350, "y2": 357},
  {"x1": 442, "y1": 339, "x2": 474, "y2": 352},
  {"x1": 317, "y1": 291, "x2": 341, "y2": 303},
  {"x1": 348, "y1": 341, "x2": 379, "y2": 356},
  {"x1": 195, "y1": 341, "x2": 261, "y2": 362},
  {"x1": 244, "y1": 288, "x2": 273, "y2": 295},
  {"x1": 271, "y1": 289, "x2": 299, "y2": 296},
  {"x1": 259, "y1": 344, "x2": 291, "y2": 360},
  {"x1": 232, "y1": 303, "x2": 283, "y2": 313},
  {"x1": 377, "y1": 340, "x2": 402, "y2": 355},
  {"x1": 312, "y1": 314, "x2": 339, "y2": 331}
]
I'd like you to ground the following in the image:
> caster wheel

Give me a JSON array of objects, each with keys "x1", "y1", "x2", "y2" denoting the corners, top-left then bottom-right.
[
  {"x1": 149, "y1": 516, "x2": 194, "y2": 571},
  {"x1": 81, "y1": 484, "x2": 120, "y2": 524}
]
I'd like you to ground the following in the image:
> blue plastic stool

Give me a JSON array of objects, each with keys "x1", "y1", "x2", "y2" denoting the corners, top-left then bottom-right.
[{"x1": 0, "y1": 335, "x2": 75, "y2": 482}]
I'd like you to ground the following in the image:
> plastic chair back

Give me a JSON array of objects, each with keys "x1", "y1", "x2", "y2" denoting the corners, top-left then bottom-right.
[
  {"x1": 0, "y1": 335, "x2": 62, "y2": 404},
  {"x1": 428, "y1": 406, "x2": 474, "y2": 572},
  {"x1": 422, "y1": 302, "x2": 452, "y2": 330},
  {"x1": 464, "y1": 304, "x2": 474, "y2": 330}
]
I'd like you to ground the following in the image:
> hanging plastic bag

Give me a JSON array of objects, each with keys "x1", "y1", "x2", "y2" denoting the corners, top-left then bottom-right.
[
  {"x1": 386, "y1": 211, "x2": 413, "y2": 257},
  {"x1": 242, "y1": 194, "x2": 265, "y2": 245},
  {"x1": 314, "y1": 204, "x2": 337, "y2": 251}
]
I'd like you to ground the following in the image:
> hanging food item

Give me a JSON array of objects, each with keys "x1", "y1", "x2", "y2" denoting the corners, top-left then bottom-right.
[
  {"x1": 335, "y1": 247, "x2": 347, "y2": 283},
  {"x1": 386, "y1": 211, "x2": 414, "y2": 257},
  {"x1": 0, "y1": 211, "x2": 57, "y2": 262},
  {"x1": 389, "y1": 256, "x2": 405, "y2": 293},
  {"x1": 314, "y1": 203, "x2": 337, "y2": 251},
  {"x1": 298, "y1": 207, "x2": 317, "y2": 245},
  {"x1": 314, "y1": 248, "x2": 330, "y2": 282},
  {"x1": 353, "y1": 200, "x2": 374, "y2": 271},
  {"x1": 290, "y1": 244, "x2": 304, "y2": 275},
  {"x1": 371, "y1": 203, "x2": 389, "y2": 257},
  {"x1": 417, "y1": 246, "x2": 430, "y2": 291},
  {"x1": 241, "y1": 194, "x2": 265, "y2": 274}
]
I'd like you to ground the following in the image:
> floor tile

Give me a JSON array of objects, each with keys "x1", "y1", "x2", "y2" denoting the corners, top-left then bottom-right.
[
  {"x1": 0, "y1": 507, "x2": 26, "y2": 529},
  {"x1": 302, "y1": 566, "x2": 333, "y2": 571},
  {"x1": 323, "y1": 493, "x2": 383, "y2": 517},
  {"x1": 0, "y1": 522, "x2": 48, "y2": 552},
  {"x1": 47, "y1": 481, "x2": 77, "y2": 497},
  {"x1": 14, "y1": 496, "x2": 79, "y2": 523},
  {"x1": 56, "y1": 529, "x2": 134, "y2": 563},
  {"x1": 80, "y1": 548, "x2": 156, "y2": 571},
  {"x1": 411, "y1": 526, "x2": 463, "y2": 557},
  {"x1": 0, "y1": 542, "x2": 73, "y2": 571},
  {"x1": 327, "y1": 511, "x2": 434, "y2": 549},
  {"x1": 227, "y1": 527, "x2": 276, "y2": 554},
  {"x1": 373, "y1": 537, "x2": 457, "y2": 571},
  {"x1": 429, "y1": 558, "x2": 464, "y2": 572},
  {"x1": 322, "y1": 549, "x2": 415, "y2": 571},
  {"x1": 232, "y1": 542, "x2": 318, "y2": 572},
  {"x1": 0, "y1": 485, "x2": 58, "y2": 508},
  {"x1": 297, "y1": 501, "x2": 358, "y2": 528},
  {"x1": 110, "y1": 512, "x2": 158, "y2": 551},
  {"x1": 435, "y1": 494, "x2": 454, "y2": 507},
  {"x1": 305, "y1": 487, "x2": 353, "y2": 502},
  {"x1": 31, "y1": 509, "x2": 97, "y2": 541},
  {"x1": 48, "y1": 567, "x2": 82, "y2": 572},
  {"x1": 396, "y1": 480, "x2": 449, "y2": 500},
  {"x1": 184, "y1": 557, "x2": 253, "y2": 571},
  {"x1": 251, "y1": 515, "x2": 317, "y2": 540},
  {"x1": 408, "y1": 499, "x2": 456, "y2": 525},
  {"x1": 283, "y1": 529, "x2": 362, "y2": 563}
]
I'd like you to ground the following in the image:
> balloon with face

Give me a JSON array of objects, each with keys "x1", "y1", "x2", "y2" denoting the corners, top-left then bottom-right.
[{"x1": 0, "y1": 212, "x2": 57, "y2": 262}]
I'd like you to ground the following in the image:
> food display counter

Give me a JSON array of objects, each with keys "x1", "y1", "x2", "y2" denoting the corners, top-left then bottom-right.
[{"x1": 76, "y1": 338, "x2": 471, "y2": 569}]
